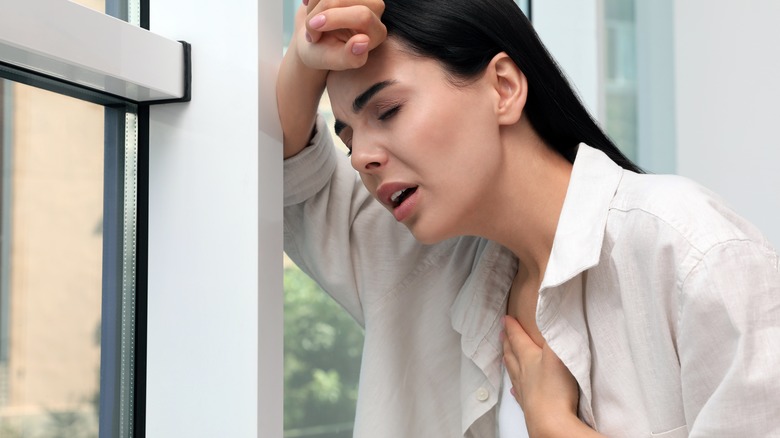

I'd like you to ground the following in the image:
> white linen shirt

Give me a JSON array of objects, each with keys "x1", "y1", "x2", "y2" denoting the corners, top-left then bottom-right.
[{"x1": 283, "y1": 117, "x2": 780, "y2": 438}]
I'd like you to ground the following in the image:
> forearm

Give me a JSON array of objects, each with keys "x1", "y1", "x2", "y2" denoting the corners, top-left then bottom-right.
[
  {"x1": 277, "y1": 35, "x2": 328, "y2": 159},
  {"x1": 276, "y1": 0, "x2": 386, "y2": 158}
]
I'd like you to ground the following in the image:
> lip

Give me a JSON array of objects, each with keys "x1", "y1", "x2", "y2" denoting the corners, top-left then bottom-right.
[
  {"x1": 376, "y1": 182, "x2": 420, "y2": 221},
  {"x1": 377, "y1": 182, "x2": 416, "y2": 208}
]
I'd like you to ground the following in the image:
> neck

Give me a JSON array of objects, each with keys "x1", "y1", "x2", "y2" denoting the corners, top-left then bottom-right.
[{"x1": 472, "y1": 121, "x2": 573, "y2": 284}]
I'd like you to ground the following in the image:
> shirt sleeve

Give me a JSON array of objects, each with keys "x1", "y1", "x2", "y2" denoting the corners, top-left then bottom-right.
[
  {"x1": 678, "y1": 239, "x2": 780, "y2": 437},
  {"x1": 283, "y1": 116, "x2": 439, "y2": 327}
]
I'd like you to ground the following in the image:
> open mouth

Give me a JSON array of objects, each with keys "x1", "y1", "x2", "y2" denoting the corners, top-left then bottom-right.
[{"x1": 390, "y1": 186, "x2": 418, "y2": 208}]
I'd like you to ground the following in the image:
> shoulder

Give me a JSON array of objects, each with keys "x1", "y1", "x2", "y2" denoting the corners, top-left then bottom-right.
[{"x1": 608, "y1": 172, "x2": 773, "y2": 255}]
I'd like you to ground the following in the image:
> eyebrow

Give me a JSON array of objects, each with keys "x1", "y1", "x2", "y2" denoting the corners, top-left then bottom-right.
[
  {"x1": 353, "y1": 80, "x2": 396, "y2": 113},
  {"x1": 334, "y1": 80, "x2": 397, "y2": 136}
]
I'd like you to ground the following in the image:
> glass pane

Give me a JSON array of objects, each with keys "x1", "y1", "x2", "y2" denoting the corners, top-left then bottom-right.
[
  {"x1": 604, "y1": 0, "x2": 638, "y2": 161},
  {"x1": 71, "y1": 0, "x2": 105, "y2": 14},
  {"x1": 0, "y1": 81, "x2": 102, "y2": 437},
  {"x1": 283, "y1": 266, "x2": 364, "y2": 438},
  {"x1": 282, "y1": 3, "x2": 364, "y2": 437},
  {"x1": 516, "y1": 0, "x2": 531, "y2": 17},
  {"x1": 70, "y1": 0, "x2": 141, "y2": 27}
]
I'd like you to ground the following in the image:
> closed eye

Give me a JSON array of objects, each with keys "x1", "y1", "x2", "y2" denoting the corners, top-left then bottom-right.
[
  {"x1": 335, "y1": 121, "x2": 353, "y2": 156},
  {"x1": 341, "y1": 132, "x2": 353, "y2": 157},
  {"x1": 378, "y1": 105, "x2": 402, "y2": 121}
]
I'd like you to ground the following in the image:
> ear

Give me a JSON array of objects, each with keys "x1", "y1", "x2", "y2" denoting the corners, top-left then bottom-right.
[{"x1": 487, "y1": 52, "x2": 528, "y2": 126}]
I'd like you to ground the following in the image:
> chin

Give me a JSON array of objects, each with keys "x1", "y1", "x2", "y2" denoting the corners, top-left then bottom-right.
[{"x1": 407, "y1": 223, "x2": 456, "y2": 246}]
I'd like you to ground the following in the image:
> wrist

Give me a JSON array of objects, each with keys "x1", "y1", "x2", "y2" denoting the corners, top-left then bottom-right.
[
  {"x1": 527, "y1": 411, "x2": 589, "y2": 438},
  {"x1": 284, "y1": 35, "x2": 328, "y2": 94},
  {"x1": 277, "y1": 35, "x2": 328, "y2": 158}
]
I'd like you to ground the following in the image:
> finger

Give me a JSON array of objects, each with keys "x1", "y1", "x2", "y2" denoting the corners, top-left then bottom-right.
[
  {"x1": 502, "y1": 331, "x2": 521, "y2": 374},
  {"x1": 295, "y1": 5, "x2": 319, "y2": 45},
  {"x1": 306, "y1": 0, "x2": 386, "y2": 42},
  {"x1": 306, "y1": 5, "x2": 387, "y2": 45},
  {"x1": 346, "y1": 34, "x2": 371, "y2": 58},
  {"x1": 341, "y1": 34, "x2": 372, "y2": 68},
  {"x1": 311, "y1": 34, "x2": 372, "y2": 71},
  {"x1": 306, "y1": 0, "x2": 322, "y2": 15},
  {"x1": 503, "y1": 315, "x2": 540, "y2": 356},
  {"x1": 502, "y1": 332, "x2": 524, "y2": 404},
  {"x1": 308, "y1": 0, "x2": 385, "y2": 17},
  {"x1": 305, "y1": 0, "x2": 323, "y2": 43}
]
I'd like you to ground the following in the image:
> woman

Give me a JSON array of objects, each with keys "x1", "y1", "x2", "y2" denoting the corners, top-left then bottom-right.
[{"x1": 277, "y1": 0, "x2": 780, "y2": 436}]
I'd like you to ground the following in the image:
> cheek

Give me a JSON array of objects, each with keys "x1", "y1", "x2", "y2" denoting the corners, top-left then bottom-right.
[
  {"x1": 404, "y1": 96, "x2": 486, "y2": 156},
  {"x1": 422, "y1": 97, "x2": 502, "y2": 213},
  {"x1": 416, "y1": 94, "x2": 500, "y2": 171}
]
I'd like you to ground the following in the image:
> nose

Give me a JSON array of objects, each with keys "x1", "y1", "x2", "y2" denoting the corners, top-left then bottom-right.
[{"x1": 350, "y1": 137, "x2": 388, "y2": 173}]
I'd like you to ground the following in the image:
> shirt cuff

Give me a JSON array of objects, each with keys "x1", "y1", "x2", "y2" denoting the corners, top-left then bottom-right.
[{"x1": 283, "y1": 115, "x2": 339, "y2": 207}]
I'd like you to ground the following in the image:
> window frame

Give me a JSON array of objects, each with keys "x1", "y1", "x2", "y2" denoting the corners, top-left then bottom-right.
[
  {"x1": 0, "y1": 0, "x2": 187, "y2": 436},
  {"x1": 0, "y1": 0, "x2": 187, "y2": 104}
]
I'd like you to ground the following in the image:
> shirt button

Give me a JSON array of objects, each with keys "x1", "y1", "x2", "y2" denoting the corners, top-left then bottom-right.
[{"x1": 475, "y1": 387, "x2": 489, "y2": 402}]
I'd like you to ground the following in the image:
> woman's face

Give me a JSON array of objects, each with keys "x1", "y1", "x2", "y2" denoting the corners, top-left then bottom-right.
[{"x1": 327, "y1": 38, "x2": 506, "y2": 244}]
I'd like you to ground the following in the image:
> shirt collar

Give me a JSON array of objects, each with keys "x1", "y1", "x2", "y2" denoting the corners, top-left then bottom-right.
[
  {"x1": 449, "y1": 238, "x2": 517, "y2": 434},
  {"x1": 449, "y1": 145, "x2": 625, "y2": 348},
  {"x1": 541, "y1": 144, "x2": 625, "y2": 290},
  {"x1": 450, "y1": 238, "x2": 517, "y2": 357}
]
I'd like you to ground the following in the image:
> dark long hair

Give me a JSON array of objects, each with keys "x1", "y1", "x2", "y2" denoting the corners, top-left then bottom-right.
[{"x1": 382, "y1": 0, "x2": 643, "y2": 173}]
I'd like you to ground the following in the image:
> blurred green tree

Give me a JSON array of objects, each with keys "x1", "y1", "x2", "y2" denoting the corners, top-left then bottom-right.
[{"x1": 284, "y1": 266, "x2": 364, "y2": 438}]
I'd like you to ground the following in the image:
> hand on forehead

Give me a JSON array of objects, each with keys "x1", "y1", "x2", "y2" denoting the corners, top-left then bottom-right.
[{"x1": 298, "y1": 0, "x2": 388, "y2": 71}]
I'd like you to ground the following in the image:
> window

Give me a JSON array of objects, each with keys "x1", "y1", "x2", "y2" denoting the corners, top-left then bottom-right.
[
  {"x1": 603, "y1": 0, "x2": 638, "y2": 162},
  {"x1": 0, "y1": 78, "x2": 133, "y2": 438},
  {"x1": 0, "y1": 1, "x2": 185, "y2": 436}
]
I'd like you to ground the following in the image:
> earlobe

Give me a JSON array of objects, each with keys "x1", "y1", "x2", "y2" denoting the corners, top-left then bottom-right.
[{"x1": 489, "y1": 53, "x2": 528, "y2": 125}]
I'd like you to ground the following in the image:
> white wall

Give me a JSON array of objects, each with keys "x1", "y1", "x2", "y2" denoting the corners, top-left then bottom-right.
[
  {"x1": 673, "y1": 0, "x2": 780, "y2": 248},
  {"x1": 533, "y1": 0, "x2": 604, "y2": 119},
  {"x1": 145, "y1": 1, "x2": 283, "y2": 437},
  {"x1": 536, "y1": 0, "x2": 780, "y2": 248}
]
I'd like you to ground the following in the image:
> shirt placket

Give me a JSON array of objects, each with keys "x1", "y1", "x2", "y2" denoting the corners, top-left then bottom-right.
[{"x1": 537, "y1": 276, "x2": 597, "y2": 428}]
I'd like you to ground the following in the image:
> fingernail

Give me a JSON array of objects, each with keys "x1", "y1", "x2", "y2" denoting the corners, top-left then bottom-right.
[
  {"x1": 309, "y1": 14, "x2": 326, "y2": 29},
  {"x1": 352, "y1": 42, "x2": 369, "y2": 55},
  {"x1": 510, "y1": 387, "x2": 516, "y2": 397},
  {"x1": 305, "y1": 31, "x2": 312, "y2": 43},
  {"x1": 302, "y1": 0, "x2": 309, "y2": 5}
]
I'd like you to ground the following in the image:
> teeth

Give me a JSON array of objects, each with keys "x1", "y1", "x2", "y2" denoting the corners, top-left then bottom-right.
[{"x1": 390, "y1": 190, "x2": 405, "y2": 203}]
